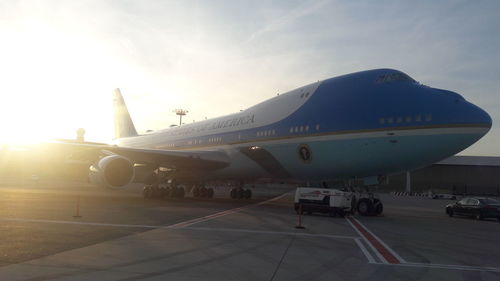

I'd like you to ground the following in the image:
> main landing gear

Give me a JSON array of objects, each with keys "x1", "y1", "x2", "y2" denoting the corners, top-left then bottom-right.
[
  {"x1": 192, "y1": 185, "x2": 214, "y2": 199},
  {"x1": 229, "y1": 186, "x2": 252, "y2": 199},
  {"x1": 143, "y1": 185, "x2": 185, "y2": 199}
]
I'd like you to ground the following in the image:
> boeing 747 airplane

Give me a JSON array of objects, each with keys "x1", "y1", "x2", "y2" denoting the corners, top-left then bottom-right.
[{"x1": 54, "y1": 69, "x2": 491, "y2": 199}]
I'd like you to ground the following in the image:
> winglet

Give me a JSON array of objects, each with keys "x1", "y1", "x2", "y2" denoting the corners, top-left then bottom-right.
[{"x1": 113, "y1": 89, "x2": 138, "y2": 139}]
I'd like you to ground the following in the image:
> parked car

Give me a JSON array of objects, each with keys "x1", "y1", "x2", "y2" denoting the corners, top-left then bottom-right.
[{"x1": 446, "y1": 197, "x2": 500, "y2": 220}]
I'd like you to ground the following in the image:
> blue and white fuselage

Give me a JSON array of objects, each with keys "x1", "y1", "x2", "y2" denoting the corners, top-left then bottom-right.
[{"x1": 115, "y1": 69, "x2": 492, "y2": 182}]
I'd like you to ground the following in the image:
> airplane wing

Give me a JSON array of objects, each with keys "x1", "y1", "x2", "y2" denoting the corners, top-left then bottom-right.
[{"x1": 44, "y1": 140, "x2": 230, "y2": 171}]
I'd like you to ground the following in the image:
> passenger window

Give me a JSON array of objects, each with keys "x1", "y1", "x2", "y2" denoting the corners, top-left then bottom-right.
[
  {"x1": 405, "y1": 116, "x2": 412, "y2": 123},
  {"x1": 397, "y1": 117, "x2": 402, "y2": 123},
  {"x1": 416, "y1": 115, "x2": 422, "y2": 122},
  {"x1": 465, "y1": 198, "x2": 476, "y2": 205},
  {"x1": 379, "y1": 118, "x2": 385, "y2": 124},
  {"x1": 425, "y1": 114, "x2": 432, "y2": 121}
]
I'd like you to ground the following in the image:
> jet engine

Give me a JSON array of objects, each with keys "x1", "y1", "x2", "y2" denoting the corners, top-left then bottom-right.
[{"x1": 89, "y1": 155, "x2": 135, "y2": 189}]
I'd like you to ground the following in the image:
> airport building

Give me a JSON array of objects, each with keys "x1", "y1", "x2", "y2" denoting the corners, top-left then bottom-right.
[{"x1": 384, "y1": 156, "x2": 500, "y2": 195}]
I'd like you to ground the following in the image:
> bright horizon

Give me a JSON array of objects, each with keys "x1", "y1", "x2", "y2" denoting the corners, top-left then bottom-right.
[{"x1": 0, "y1": 1, "x2": 499, "y2": 156}]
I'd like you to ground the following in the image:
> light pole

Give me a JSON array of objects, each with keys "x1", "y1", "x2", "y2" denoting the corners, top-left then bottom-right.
[{"x1": 173, "y1": 109, "x2": 188, "y2": 126}]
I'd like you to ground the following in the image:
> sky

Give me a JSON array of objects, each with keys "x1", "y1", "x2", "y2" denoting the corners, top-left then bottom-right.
[{"x1": 0, "y1": 0, "x2": 498, "y2": 155}]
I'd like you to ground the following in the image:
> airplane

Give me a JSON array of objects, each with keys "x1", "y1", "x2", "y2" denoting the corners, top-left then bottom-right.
[{"x1": 54, "y1": 68, "x2": 491, "y2": 200}]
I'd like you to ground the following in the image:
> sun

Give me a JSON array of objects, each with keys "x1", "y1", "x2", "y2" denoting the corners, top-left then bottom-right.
[{"x1": 0, "y1": 20, "x2": 117, "y2": 145}]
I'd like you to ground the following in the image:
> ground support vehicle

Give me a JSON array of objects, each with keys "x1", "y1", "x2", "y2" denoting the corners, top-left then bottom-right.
[
  {"x1": 354, "y1": 191, "x2": 384, "y2": 216},
  {"x1": 293, "y1": 187, "x2": 384, "y2": 217},
  {"x1": 294, "y1": 187, "x2": 354, "y2": 217}
]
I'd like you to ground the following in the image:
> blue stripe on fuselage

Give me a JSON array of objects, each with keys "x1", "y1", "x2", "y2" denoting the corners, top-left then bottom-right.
[{"x1": 119, "y1": 68, "x2": 491, "y2": 150}]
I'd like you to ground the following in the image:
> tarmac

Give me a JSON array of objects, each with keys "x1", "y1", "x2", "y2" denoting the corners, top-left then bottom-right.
[{"x1": 0, "y1": 181, "x2": 499, "y2": 281}]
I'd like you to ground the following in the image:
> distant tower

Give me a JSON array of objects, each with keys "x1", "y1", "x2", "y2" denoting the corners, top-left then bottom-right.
[
  {"x1": 173, "y1": 109, "x2": 188, "y2": 126},
  {"x1": 76, "y1": 128, "x2": 85, "y2": 142}
]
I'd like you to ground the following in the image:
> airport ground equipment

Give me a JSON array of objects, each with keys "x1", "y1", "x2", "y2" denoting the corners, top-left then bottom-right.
[
  {"x1": 354, "y1": 190, "x2": 384, "y2": 216},
  {"x1": 294, "y1": 187, "x2": 354, "y2": 217}
]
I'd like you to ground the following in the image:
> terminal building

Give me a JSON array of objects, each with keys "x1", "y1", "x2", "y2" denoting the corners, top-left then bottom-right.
[{"x1": 383, "y1": 156, "x2": 500, "y2": 195}]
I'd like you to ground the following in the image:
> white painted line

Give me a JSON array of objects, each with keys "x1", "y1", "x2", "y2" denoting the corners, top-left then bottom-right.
[
  {"x1": 181, "y1": 226, "x2": 358, "y2": 240},
  {"x1": 350, "y1": 217, "x2": 407, "y2": 264},
  {"x1": 354, "y1": 238, "x2": 376, "y2": 264},
  {"x1": 0, "y1": 193, "x2": 289, "y2": 231},
  {"x1": 0, "y1": 217, "x2": 358, "y2": 240},
  {"x1": 378, "y1": 262, "x2": 500, "y2": 273},
  {"x1": 345, "y1": 217, "x2": 388, "y2": 264},
  {"x1": 0, "y1": 217, "x2": 159, "y2": 228},
  {"x1": 169, "y1": 193, "x2": 288, "y2": 228}
]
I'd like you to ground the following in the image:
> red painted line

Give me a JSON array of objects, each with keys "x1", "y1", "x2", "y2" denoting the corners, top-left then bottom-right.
[{"x1": 348, "y1": 217, "x2": 400, "y2": 264}]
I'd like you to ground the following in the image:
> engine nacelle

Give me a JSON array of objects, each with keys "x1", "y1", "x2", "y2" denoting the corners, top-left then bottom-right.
[{"x1": 89, "y1": 155, "x2": 135, "y2": 189}]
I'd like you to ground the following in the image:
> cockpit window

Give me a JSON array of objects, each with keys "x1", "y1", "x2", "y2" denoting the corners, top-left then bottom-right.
[{"x1": 376, "y1": 73, "x2": 416, "y2": 83}]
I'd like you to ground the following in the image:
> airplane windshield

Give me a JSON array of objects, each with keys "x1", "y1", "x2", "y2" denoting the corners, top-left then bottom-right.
[{"x1": 376, "y1": 73, "x2": 416, "y2": 83}]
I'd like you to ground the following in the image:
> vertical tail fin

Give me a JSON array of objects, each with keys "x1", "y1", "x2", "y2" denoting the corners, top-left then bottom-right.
[{"x1": 113, "y1": 88, "x2": 138, "y2": 139}]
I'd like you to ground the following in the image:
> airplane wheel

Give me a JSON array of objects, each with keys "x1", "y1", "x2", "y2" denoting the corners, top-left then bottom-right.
[
  {"x1": 207, "y1": 188, "x2": 214, "y2": 198},
  {"x1": 143, "y1": 186, "x2": 152, "y2": 199},
  {"x1": 177, "y1": 187, "x2": 185, "y2": 198},
  {"x1": 193, "y1": 186, "x2": 200, "y2": 198},
  {"x1": 151, "y1": 186, "x2": 161, "y2": 198},
  {"x1": 230, "y1": 188, "x2": 237, "y2": 199},
  {"x1": 200, "y1": 187, "x2": 208, "y2": 198},
  {"x1": 243, "y1": 189, "x2": 252, "y2": 199},
  {"x1": 237, "y1": 189, "x2": 245, "y2": 199},
  {"x1": 357, "y1": 199, "x2": 374, "y2": 216}
]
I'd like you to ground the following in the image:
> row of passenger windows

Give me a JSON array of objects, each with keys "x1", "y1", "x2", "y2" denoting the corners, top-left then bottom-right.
[
  {"x1": 208, "y1": 137, "x2": 222, "y2": 143},
  {"x1": 379, "y1": 114, "x2": 432, "y2": 125},
  {"x1": 187, "y1": 140, "x2": 203, "y2": 145},
  {"x1": 256, "y1": 130, "x2": 276, "y2": 137},
  {"x1": 289, "y1": 124, "x2": 320, "y2": 134}
]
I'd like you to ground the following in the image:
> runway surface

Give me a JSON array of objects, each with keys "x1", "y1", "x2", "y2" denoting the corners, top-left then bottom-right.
[{"x1": 0, "y1": 182, "x2": 499, "y2": 281}]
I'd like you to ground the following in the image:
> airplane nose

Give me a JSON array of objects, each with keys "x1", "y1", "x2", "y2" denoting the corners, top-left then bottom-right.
[
  {"x1": 436, "y1": 89, "x2": 492, "y2": 129},
  {"x1": 459, "y1": 97, "x2": 492, "y2": 129},
  {"x1": 473, "y1": 104, "x2": 492, "y2": 128}
]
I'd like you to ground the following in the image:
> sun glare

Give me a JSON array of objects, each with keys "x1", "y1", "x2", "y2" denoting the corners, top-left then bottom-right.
[{"x1": 0, "y1": 19, "x2": 117, "y2": 145}]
